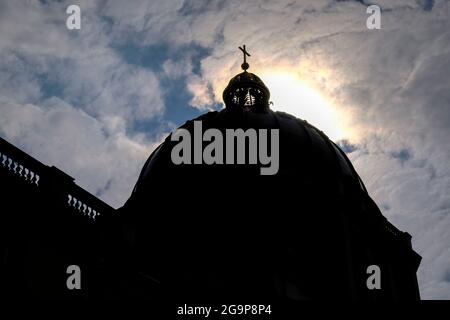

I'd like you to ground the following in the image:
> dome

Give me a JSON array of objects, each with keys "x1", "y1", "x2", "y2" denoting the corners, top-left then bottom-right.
[
  {"x1": 119, "y1": 47, "x2": 419, "y2": 301},
  {"x1": 129, "y1": 44, "x2": 365, "y2": 197},
  {"x1": 122, "y1": 78, "x2": 373, "y2": 298},
  {"x1": 123, "y1": 105, "x2": 377, "y2": 300},
  {"x1": 222, "y1": 44, "x2": 270, "y2": 109},
  {"x1": 131, "y1": 109, "x2": 365, "y2": 194},
  {"x1": 222, "y1": 71, "x2": 270, "y2": 109}
]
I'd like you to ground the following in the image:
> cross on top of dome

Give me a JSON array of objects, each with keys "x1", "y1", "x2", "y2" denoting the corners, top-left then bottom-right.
[
  {"x1": 239, "y1": 45, "x2": 251, "y2": 71},
  {"x1": 222, "y1": 45, "x2": 270, "y2": 110}
]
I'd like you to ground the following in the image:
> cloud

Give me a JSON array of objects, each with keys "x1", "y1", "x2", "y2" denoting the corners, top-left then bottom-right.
[
  {"x1": 0, "y1": 0, "x2": 168, "y2": 207},
  {"x1": 186, "y1": 74, "x2": 214, "y2": 109},
  {"x1": 0, "y1": 96, "x2": 162, "y2": 208},
  {"x1": 1, "y1": 0, "x2": 450, "y2": 299},
  {"x1": 163, "y1": 59, "x2": 193, "y2": 79},
  {"x1": 390, "y1": 148, "x2": 413, "y2": 164},
  {"x1": 177, "y1": 0, "x2": 450, "y2": 299}
]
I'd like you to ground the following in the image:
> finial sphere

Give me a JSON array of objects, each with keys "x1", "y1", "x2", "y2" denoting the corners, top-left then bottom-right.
[{"x1": 241, "y1": 62, "x2": 249, "y2": 71}]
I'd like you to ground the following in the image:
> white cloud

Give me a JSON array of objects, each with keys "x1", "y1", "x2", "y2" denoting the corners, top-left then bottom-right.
[
  {"x1": 1, "y1": 0, "x2": 450, "y2": 299},
  {"x1": 0, "y1": 0, "x2": 167, "y2": 207},
  {"x1": 186, "y1": 74, "x2": 214, "y2": 109},
  {"x1": 0, "y1": 96, "x2": 160, "y2": 208}
]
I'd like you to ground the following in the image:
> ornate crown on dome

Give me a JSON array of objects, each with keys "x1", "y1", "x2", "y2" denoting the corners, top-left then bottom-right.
[{"x1": 222, "y1": 45, "x2": 270, "y2": 110}]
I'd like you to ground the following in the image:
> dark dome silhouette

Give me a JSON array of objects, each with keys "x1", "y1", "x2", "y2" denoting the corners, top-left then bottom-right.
[{"x1": 120, "y1": 47, "x2": 421, "y2": 301}]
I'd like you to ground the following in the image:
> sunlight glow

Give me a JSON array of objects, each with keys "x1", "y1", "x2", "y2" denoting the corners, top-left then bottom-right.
[{"x1": 261, "y1": 72, "x2": 344, "y2": 141}]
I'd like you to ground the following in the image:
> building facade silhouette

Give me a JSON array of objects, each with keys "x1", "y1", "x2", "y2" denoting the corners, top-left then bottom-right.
[{"x1": 0, "y1": 50, "x2": 421, "y2": 300}]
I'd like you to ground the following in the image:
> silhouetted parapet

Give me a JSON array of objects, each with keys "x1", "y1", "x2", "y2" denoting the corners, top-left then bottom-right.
[
  {"x1": 0, "y1": 137, "x2": 43, "y2": 187},
  {"x1": 0, "y1": 136, "x2": 114, "y2": 221},
  {"x1": 0, "y1": 136, "x2": 123, "y2": 298}
]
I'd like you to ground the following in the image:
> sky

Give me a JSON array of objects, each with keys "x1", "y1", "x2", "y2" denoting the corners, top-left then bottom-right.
[{"x1": 0, "y1": 0, "x2": 449, "y2": 299}]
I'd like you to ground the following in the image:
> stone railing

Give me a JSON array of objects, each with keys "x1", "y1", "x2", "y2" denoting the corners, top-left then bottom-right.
[
  {"x1": 0, "y1": 138, "x2": 43, "y2": 187},
  {"x1": 0, "y1": 136, "x2": 115, "y2": 220}
]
